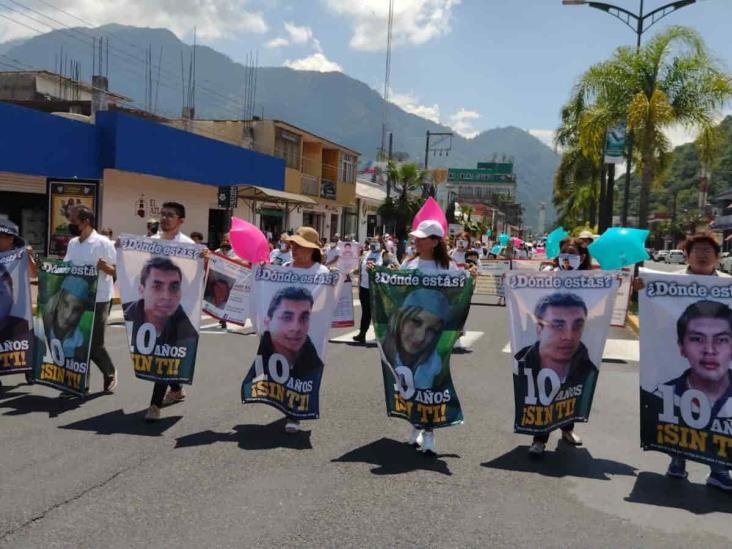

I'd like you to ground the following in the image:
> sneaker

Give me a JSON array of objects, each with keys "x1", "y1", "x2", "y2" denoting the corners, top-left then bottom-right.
[
  {"x1": 419, "y1": 431, "x2": 436, "y2": 455},
  {"x1": 706, "y1": 469, "x2": 732, "y2": 491},
  {"x1": 528, "y1": 441, "x2": 545, "y2": 456},
  {"x1": 285, "y1": 419, "x2": 301, "y2": 434},
  {"x1": 144, "y1": 405, "x2": 161, "y2": 422},
  {"x1": 666, "y1": 456, "x2": 688, "y2": 479},
  {"x1": 407, "y1": 426, "x2": 424, "y2": 447},
  {"x1": 352, "y1": 333, "x2": 366, "y2": 343},
  {"x1": 561, "y1": 430, "x2": 582, "y2": 446},
  {"x1": 162, "y1": 388, "x2": 186, "y2": 406},
  {"x1": 103, "y1": 370, "x2": 118, "y2": 393}
]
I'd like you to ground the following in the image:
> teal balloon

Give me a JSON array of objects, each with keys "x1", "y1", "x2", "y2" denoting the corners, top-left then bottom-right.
[
  {"x1": 546, "y1": 226, "x2": 569, "y2": 259},
  {"x1": 498, "y1": 233, "x2": 510, "y2": 246},
  {"x1": 588, "y1": 227, "x2": 650, "y2": 269},
  {"x1": 491, "y1": 245, "x2": 503, "y2": 255}
]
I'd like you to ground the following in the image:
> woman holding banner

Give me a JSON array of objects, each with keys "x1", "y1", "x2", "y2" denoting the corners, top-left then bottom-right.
[
  {"x1": 449, "y1": 231, "x2": 472, "y2": 267},
  {"x1": 528, "y1": 236, "x2": 591, "y2": 456},
  {"x1": 353, "y1": 236, "x2": 385, "y2": 344}
]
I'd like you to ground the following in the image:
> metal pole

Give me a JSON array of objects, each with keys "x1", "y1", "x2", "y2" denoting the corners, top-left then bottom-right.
[{"x1": 424, "y1": 131, "x2": 430, "y2": 170}]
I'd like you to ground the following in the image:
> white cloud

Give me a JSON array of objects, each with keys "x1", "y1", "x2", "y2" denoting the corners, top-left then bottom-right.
[
  {"x1": 265, "y1": 37, "x2": 289, "y2": 49},
  {"x1": 284, "y1": 52, "x2": 342, "y2": 72},
  {"x1": 528, "y1": 129, "x2": 557, "y2": 149},
  {"x1": 284, "y1": 21, "x2": 313, "y2": 44},
  {"x1": 0, "y1": 1, "x2": 267, "y2": 41},
  {"x1": 389, "y1": 89, "x2": 440, "y2": 123},
  {"x1": 448, "y1": 108, "x2": 480, "y2": 138},
  {"x1": 324, "y1": 0, "x2": 461, "y2": 52}
]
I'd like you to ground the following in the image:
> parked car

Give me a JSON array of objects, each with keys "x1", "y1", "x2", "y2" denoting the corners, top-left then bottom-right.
[
  {"x1": 653, "y1": 250, "x2": 669, "y2": 262},
  {"x1": 717, "y1": 251, "x2": 730, "y2": 270},
  {"x1": 665, "y1": 250, "x2": 685, "y2": 264}
]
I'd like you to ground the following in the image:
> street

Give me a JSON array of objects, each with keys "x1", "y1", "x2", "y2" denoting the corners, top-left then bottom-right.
[{"x1": 1, "y1": 290, "x2": 731, "y2": 549}]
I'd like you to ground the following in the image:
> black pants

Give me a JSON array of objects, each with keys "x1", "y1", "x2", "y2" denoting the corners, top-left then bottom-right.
[
  {"x1": 90, "y1": 301, "x2": 115, "y2": 378},
  {"x1": 358, "y1": 286, "x2": 371, "y2": 336},
  {"x1": 534, "y1": 422, "x2": 574, "y2": 444},
  {"x1": 150, "y1": 382, "x2": 182, "y2": 407}
]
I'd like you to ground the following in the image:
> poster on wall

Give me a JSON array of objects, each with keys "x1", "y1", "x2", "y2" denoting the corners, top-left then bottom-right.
[{"x1": 46, "y1": 179, "x2": 100, "y2": 257}]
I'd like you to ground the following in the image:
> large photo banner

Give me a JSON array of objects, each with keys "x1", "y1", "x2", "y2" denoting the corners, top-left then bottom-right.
[
  {"x1": 116, "y1": 235, "x2": 205, "y2": 384},
  {"x1": 202, "y1": 253, "x2": 252, "y2": 326},
  {"x1": 242, "y1": 266, "x2": 341, "y2": 419},
  {"x1": 0, "y1": 248, "x2": 33, "y2": 375},
  {"x1": 33, "y1": 259, "x2": 97, "y2": 396},
  {"x1": 640, "y1": 272, "x2": 732, "y2": 467},
  {"x1": 506, "y1": 271, "x2": 618, "y2": 435},
  {"x1": 370, "y1": 267, "x2": 473, "y2": 429},
  {"x1": 331, "y1": 275, "x2": 354, "y2": 328},
  {"x1": 474, "y1": 259, "x2": 510, "y2": 297}
]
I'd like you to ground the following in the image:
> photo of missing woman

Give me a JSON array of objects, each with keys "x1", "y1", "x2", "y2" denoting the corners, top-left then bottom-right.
[{"x1": 204, "y1": 271, "x2": 235, "y2": 309}]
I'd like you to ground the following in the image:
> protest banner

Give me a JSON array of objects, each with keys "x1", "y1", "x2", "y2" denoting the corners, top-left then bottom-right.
[
  {"x1": 331, "y1": 275, "x2": 354, "y2": 328},
  {"x1": 505, "y1": 270, "x2": 618, "y2": 435},
  {"x1": 474, "y1": 259, "x2": 510, "y2": 297},
  {"x1": 116, "y1": 234, "x2": 205, "y2": 384},
  {"x1": 370, "y1": 266, "x2": 473, "y2": 429},
  {"x1": 32, "y1": 259, "x2": 97, "y2": 396},
  {"x1": 610, "y1": 269, "x2": 633, "y2": 327},
  {"x1": 336, "y1": 240, "x2": 360, "y2": 273},
  {"x1": 202, "y1": 253, "x2": 252, "y2": 326},
  {"x1": 0, "y1": 248, "x2": 33, "y2": 375},
  {"x1": 242, "y1": 265, "x2": 341, "y2": 419},
  {"x1": 640, "y1": 271, "x2": 732, "y2": 467}
]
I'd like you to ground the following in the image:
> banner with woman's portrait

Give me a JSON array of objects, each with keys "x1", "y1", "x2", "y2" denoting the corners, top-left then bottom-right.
[
  {"x1": 370, "y1": 267, "x2": 473, "y2": 429},
  {"x1": 202, "y1": 253, "x2": 252, "y2": 326},
  {"x1": 32, "y1": 259, "x2": 98, "y2": 396},
  {"x1": 242, "y1": 266, "x2": 341, "y2": 419},
  {"x1": 0, "y1": 249, "x2": 33, "y2": 375},
  {"x1": 116, "y1": 235, "x2": 205, "y2": 384},
  {"x1": 640, "y1": 271, "x2": 732, "y2": 467},
  {"x1": 505, "y1": 271, "x2": 618, "y2": 435}
]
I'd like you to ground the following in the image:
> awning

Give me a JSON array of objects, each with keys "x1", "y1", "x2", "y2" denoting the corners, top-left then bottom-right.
[{"x1": 237, "y1": 185, "x2": 317, "y2": 206}]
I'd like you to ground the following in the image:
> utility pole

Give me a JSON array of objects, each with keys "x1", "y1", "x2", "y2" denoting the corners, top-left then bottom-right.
[
  {"x1": 424, "y1": 130, "x2": 454, "y2": 198},
  {"x1": 379, "y1": 0, "x2": 395, "y2": 159}
]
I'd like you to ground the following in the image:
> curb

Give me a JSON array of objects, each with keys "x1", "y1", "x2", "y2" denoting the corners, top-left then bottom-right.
[{"x1": 626, "y1": 313, "x2": 640, "y2": 336}]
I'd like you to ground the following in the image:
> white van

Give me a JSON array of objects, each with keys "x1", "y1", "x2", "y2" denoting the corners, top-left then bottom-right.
[{"x1": 665, "y1": 250, "x2": 685, "y2": 264}]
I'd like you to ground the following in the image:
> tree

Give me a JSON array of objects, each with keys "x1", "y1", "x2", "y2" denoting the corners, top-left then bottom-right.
[
  {"x1": 562, "y1": 26, "x2": 732, "y2": 228},
  {"x1": 377, "y1": 161, "x2": 427, "y2": 256}
]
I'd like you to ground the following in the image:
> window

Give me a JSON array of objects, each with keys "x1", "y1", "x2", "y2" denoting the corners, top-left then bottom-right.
[
  {"x1": 342, "y1": 154, "x2": 356, "y2": 184},
  {"x1": 275, "y1": 128, "x2": 301, "y2": 170}
]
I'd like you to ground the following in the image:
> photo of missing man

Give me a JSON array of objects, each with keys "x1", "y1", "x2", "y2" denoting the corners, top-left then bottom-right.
[
  {"x1": 123, "y1": 256, "x2": 197, "y2": 352},
  {"x1": 41, "y1": 275, "x2": 91, "y2": 361},
  {"x1": 256, "y1": 286, "x2": 323, "y2": 383},
  {"x1": 514, "y1": 292, "x2": 598, "y2": 388},
  {"x1": 0, "y1": 264, "x2": 28, "y2": 344},
  {"x1": 652, "y1": 300, "x2": 732, "y2": 426},
  {"x1": 380, "y1": 288, "x2": 452, "y2": 391},
  {"x1": 204, "y1": 271, "x2": 235, "y2": 309}
]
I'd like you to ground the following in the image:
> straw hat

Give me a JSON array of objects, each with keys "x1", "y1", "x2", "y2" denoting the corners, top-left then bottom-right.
[{"x1": 284, "y1": 226, "x2": 321, "y2": 249}]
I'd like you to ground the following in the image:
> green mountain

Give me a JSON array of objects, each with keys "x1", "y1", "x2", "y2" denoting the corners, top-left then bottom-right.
[{"x1": 0, "y1": 24, "x2": 559, "y2": 228}]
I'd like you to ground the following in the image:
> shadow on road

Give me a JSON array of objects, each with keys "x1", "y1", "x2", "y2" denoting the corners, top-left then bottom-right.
[
  {"x1": 0, "y1": 392, "x2": 105, "y2": 418},
  {"x1": 59, "y1": 408, "x2": 181, "y2": 436},
  {"x1": 175, "y1": 418, "x2": 312, "y2": 451},
  {"x1": 332, "y1": 437, "x2": 459, "y2": 476},
  {"x1": 0, "y1": 384, "x2": 29, "y2": 401},
  {"x1": 482, "y1": 443, "x2": 637, "y2": 480},
  {"x1": 625, "y1": 471, "x2": 732, "y2": 514}
]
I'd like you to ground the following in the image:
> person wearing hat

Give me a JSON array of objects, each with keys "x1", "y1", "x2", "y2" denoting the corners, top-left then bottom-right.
[
  {"x1": 270, "y1": 233, "x2": 292, "y2": 266},
  {"x1": 63, "y1": 204, "x2": 118, "y2": 396},
  {"x1": 578, "y1": 230, "x2": 595, "y2": 248},
  {"x1": 0, "y1": 219, "x2": 37, "y2": 277},
  {"x1": 249, "y1": 226, "x2": 331, "y2": 434}
]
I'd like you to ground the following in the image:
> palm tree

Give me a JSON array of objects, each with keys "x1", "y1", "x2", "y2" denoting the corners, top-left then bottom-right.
[
  {"x1": 377, "y1": 161, "x2": 427, "y2": 255},
  {"x1": 553, "y1": 144, "x2": 602, "y2": 229},
  {"x1": 562, "y1": 26, "x2": 732, "y2": 228}
]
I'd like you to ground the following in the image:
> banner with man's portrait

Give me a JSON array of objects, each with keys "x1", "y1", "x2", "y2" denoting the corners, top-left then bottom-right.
[
  {"x1": 241, "y1": 265, "x2": 341, "y2": 419},
  {"x1": 370, "y1": 267, "x2": 473, "y2": 429},
  {"x1": 505, "y1": 271, "x2": 618, "y2": 435},
  {"x1": 336, "y1": 240, "x2": 360, "y2": 273},
  {"x1": 116, "y1": 235, "x2": 205, "y2": 384},
  {"x1": 640, "y1": 272, "x2": 732, "y2": 467},
  {"x1": 202, "y1": 253, "x2": 252, "y2": 326},
  {"x1": 32, "y1": 259, "x2": 98, "y2": 396},
  {"x1": 0, "y1": 249, "x2": 33, "y2": 375}
]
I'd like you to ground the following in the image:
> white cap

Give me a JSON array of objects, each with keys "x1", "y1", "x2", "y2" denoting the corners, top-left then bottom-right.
[
  {"x1": 578, "y1": 230, "x2": 595, "y2": 241},
  {"x1": 410, "y1": 220, "x2": 445, "y2": 239}
]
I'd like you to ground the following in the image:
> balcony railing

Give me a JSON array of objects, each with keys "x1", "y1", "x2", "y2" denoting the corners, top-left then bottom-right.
[{"x1": 301, "y1": 174, "x2": 319, "y2": 196}]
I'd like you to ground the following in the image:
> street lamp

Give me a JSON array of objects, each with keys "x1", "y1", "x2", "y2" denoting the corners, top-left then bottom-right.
[{"x1": 563, "y1": 0, "x2": 698, "y2": 226}]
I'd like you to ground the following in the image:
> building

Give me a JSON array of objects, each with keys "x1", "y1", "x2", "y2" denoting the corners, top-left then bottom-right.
[
  {"x1": 167, "y1": 118, "x2": 360, "y2": 240},
  {"x1": 356, "y1": 178, "x2": 387, "y2": 240}
]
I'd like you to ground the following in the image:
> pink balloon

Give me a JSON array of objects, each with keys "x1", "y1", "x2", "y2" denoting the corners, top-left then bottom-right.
[
  {"x1": 229, "y1": 217, "x2": 270, "y2": 263},
  {"x1": 412, "y1": 197, "x2": 448, "y2": 234}
]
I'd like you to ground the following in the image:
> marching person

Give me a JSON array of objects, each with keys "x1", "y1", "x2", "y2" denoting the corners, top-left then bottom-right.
[
  {"x1": 527, "y1": 236, "x2": 592, "y2": 455},
  {"x1": 449, "y1": 231, "x2": 472, "y2": 266},
  {"x1": 324, "y1": 235, "x2": 341, "y2": 268},
  {"x1": 637, "y1": 231, "x2": 732, "y2": 490},
  {"x1": 270, "y1": 234, "x2": 292, "y2": 266},
  {"x1": 62, "y1": 205, "x2": 118, "y2": 395},
  {"x1": 352, "y1": 236, "x2": 385, "y2": 344}
]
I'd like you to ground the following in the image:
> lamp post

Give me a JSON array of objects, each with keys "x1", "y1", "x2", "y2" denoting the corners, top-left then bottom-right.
[{"x1": 563, "y1": 0, "x2": 698, "y2": 226}]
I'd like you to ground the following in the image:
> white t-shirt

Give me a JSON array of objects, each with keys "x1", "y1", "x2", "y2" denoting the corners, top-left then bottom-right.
[
  {"x1": 400, "y1": 258, "x2": 458, "y2": 272},
  {"x1": 270, "y1": 249, "x2": 292, "y2": 266},
  {"x1": 325, "y1": 245, "x2": 341, "y2": 264},
  {"x1": 359, "y1": 250, "x2": 384, "y2": 289},
  {"x1": 450, "y1": 249, "x2": 467, "y2": 265},
  {"x1": 152, "y1": 231, "x2": 195, "y2": 244},
  {"x1": 64, "y1": 230, "x2": 116, "y2": 302}
]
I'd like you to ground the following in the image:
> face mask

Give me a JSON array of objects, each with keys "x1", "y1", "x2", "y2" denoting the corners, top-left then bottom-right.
[
  {"x1": 370, "y1": 243, "x2": 381, "y2": 252},
  {"x1": 279, "y1": 242, "x2": 288, "y2": 251},
  {"x1": 558, "y1": 253, "x2": 581, "y2": 270},
  {"x1": 457, "y1": 240, "x2": 468, "y2": 248},
  {"x1": 148, "y1": 223, "x2": 159, "y2": 234},
  {"x1": 68, "y1": 223, "x2": 81, "y2": 237}
]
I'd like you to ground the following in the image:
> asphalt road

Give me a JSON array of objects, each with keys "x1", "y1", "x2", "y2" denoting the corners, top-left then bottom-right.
[{"x1": 1, "y1": 295, "x2": 731, "y2": 548}]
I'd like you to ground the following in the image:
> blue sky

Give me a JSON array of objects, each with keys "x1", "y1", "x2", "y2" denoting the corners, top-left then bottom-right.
[{"x1": 1, "y1": 1, "x2": 731, "y2": 145}]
